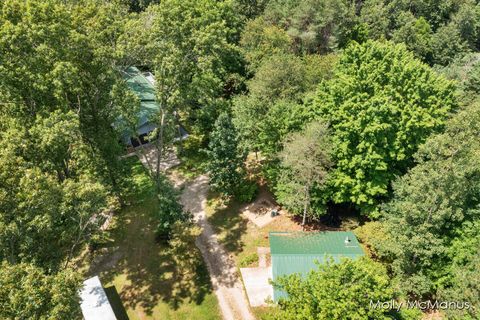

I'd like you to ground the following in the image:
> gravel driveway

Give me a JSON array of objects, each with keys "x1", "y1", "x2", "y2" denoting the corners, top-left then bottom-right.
[{"x1": 180, "y1": 175, "x2": 255, "y2": 320}]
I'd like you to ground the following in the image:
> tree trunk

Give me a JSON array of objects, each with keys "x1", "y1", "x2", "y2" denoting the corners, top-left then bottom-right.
[
  {"x1": 302, "y1": 201, "x2": 307, "y2": 231},
  {"x1": 64, "y1": 217, "x2": 88, "y2": 269},
  {"x1": 154, "y1": 111, "x2": 166, "y2": 192},
  {"x1": 174, "y1": 111, "x2": 183, "y2": 155},
  {"x1": 135, "y1": 136, "x2": 155, "y2": 180},
  {"x1": 302, "y1": 186, "x2": 310, "y2": 231}
]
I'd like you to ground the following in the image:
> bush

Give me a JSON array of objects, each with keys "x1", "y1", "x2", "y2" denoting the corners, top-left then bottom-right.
[
  {"x1": 240, "y1": 252, "x2": 259, "y2": 267},
  {"x1": 394, "y1": 307, "x2": 423, "y2": 320},
  {"x1": 234, "y1": 180, "x2": 258, "y2": 203},
  {"x1": 155, "y1": 176, "x2": 190, "y2": 238}
]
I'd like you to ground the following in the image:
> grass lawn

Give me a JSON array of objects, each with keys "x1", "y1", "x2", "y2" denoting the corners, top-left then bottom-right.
[
  {"x1": 77, "y1": 158, "x2": 221, "y2": 320},
  {"x1": 205, "y1": 185, "x2": 303, "y2": 269}
]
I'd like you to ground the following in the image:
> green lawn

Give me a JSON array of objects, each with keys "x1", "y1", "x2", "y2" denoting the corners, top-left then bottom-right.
[
  {"x1": 79, "y1": 158, "x2": 221, "y2": 320},
  {"x1": 205, "y1": 187, "x2": 303, "y2": 269}
]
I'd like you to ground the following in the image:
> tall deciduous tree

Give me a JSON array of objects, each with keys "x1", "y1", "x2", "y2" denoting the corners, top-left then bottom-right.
[
  {"x1": 314, "y1": 40, "x2": 457, "y2": 215},
  {"x1": 380, "y1": 102, "x2": 480, "y2": 298},
  {"x1": 232, "y1": 53, "x2": 337, "y2": 158},
  {"x1": 240, "y1": 17, "x2": 292, "y2": 70},
  {"x1": 0, "y1": 0, "x2": 135, "y2": 198},
  {"x1": 271, "y1": 257, "x2": 395, "y2": 320},
  {"x1": 0, "y1": 120, "x2": 109, "y2": 270},
  {"x1": 119, "y1": 0, "x2": 242, "y2": 198},
  {"x1": 0, "y1": 262, "x2": 81, "y2": 319},
  {"x1": 0, "y1": 0, "x2": 129, "y2": 271},
  {"x1": 120, "y1": 0, "x2": 241, "y2": 137},
  {"x1": 155, "y1": 176, "x2": 188, "y2": 238},
  {"x1": 276, "y1": 121, "x2": 332, "y2": 226}
]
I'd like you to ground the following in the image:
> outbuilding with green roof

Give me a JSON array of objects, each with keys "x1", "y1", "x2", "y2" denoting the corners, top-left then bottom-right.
[
  {"x1": 269, "y1": 231, "x2": 365, "y2": 301},
  {"x1": 118, "y1": 66, "x2": 188, "y2": 147}
]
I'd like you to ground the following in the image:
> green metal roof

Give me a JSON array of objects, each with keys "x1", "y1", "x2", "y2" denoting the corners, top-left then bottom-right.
[
  {"x1": 117, "y1": 66, "x2": 188, "y2": 145},
  {"x1": 270, "y1": 231, "x2": 364, "y2": 256},
  {"x1": 116, "y1": 67, "x2": 161, "y2": 142},
  {"x1": 123, "y1": 66, "x2": 156, "y2": 101},
  {"x1": 270, "y1": 231, "x2": 365, "y2": 301},
  {"x1": 137, "y1": 101, "x2": 160, "y2": 127}
]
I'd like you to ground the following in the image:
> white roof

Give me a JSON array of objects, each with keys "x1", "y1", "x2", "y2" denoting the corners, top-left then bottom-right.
[{"x1": 79, "y1": 276, "x2": 117, "y2": 320}]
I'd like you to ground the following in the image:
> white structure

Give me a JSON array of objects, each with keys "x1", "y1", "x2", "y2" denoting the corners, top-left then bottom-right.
[{"x1": 80, "y1": 276, "x2": 117, "y2": 320}]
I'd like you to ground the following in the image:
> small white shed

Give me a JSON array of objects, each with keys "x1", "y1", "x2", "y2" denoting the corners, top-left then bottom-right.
[{"x1": 80, "y1": 276, "x2": 117, "y2": 320}]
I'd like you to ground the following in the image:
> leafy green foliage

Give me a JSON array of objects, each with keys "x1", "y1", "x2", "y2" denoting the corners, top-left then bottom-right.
[
  {"x1": 240, "y1": 17, "x2": 292, "y2": 70},
  {"x1": 392, "y1": 14, "x2": 432, "y2": 60},
  {"x1": 232, "y1": 53, "x2": 337, "y2": 157},
  {"x1": 439, "y1": 52, "x2": 480, "y2": 103},
  {"x1": 239, "y1": 252, "x2": 259, "y2": 267},
  {"x1": 206, "y1": 113, "x2": 246, "y2": 197},
  {"x1": 155, "y1": 176, "x2": 188, "y2": 237},
  {"x1": 276, "y1": 121, "x2": 332, "y2": 221},
  {"x1": 262, "y1": 0, "x2": 360, "y2": 53},
  {"x1": 0, "y1": 9, "x2": 133, "y2": 317},
  {"x1": 0, "y1": 262, "x2": 81, "y2": 319},
  {"x1": 120, "y1": 0, "x2": 241, "y2": 136},
  {"x1": 1, "y1": 0, "x2": 480, "y2": 316},
  {"x1": 314, "y1": 40, "x2": 457, "y2": 214},
  {"x1": 248, "y1": 54, "x2": 307, "y2": 102},
  {"x1": 234, "y1": 180, "x2": 258, "y2": 203},
  {"x1": 354, "y1": 221, "x2": 392, "y2": 260},
  {"x1": 0, "y1": 119, "x2": 109, "y2": 269},
  {"x1": 360, "y1": 0, "x2": 480, "y2": 65},
  {"x1": 271, "y1": 257, "x2": 394, "y2": 320},
  {"x1": 232, "y1": 0, "x2": 269, "y2": 20},
  {"x1": 0, "y1": 0, "x2": 136, "y2": 194},
  {"x1": 438, "y1": 221, "x2": 480, "y2": 319},
  {"x1": 239, "y1": 0, "x2": 480, "y2": 66},
  {"x1": 380, "y1": 102, "x2": 480, "y2": 299}
]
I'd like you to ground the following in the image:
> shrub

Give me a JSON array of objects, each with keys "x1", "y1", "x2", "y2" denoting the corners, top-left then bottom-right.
[
  {"x1": 234, "y1": 180, "x2": 258, "y2": 203},
  {"x1": 240, "y1": 253, "x2": 259, "y2": 267}
]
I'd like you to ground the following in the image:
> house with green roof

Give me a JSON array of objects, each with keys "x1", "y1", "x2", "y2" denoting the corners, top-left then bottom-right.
[
  {"x1": 119, "y1": 66, "x2": 187, "y2": 147},
  {"x1": 269, "y1": 231, "x2": 365, "y2": 301}
]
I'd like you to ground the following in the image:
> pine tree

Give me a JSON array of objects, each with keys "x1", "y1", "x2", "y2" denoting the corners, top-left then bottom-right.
[{"x1": 206, "y1": 113, "x2": 245, "y2": 197}]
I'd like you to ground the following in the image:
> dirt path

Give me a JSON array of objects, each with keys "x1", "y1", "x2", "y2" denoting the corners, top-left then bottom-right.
[
  {"x1": 136, "y1": 145, "x2": 180, "y2": 173},
  {"x1": 180, "y1": 175, "x2": 255, "y2": 320}
]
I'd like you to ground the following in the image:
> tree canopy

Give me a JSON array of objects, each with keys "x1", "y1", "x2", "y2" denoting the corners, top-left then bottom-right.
[
  {"x1": 313, "y1": 40, "x2": 457, "y2": 214},
  {"x1": 276, "y1": 121, "x2": 332, "y2": 224},
  {"x1": 272, "y1": 257, "x2": 396, "y2": 320},
  {"x1": 0, "y1": 262, "x2": 81, "y2": 319},
  {"x1": 1, "y1": 0, "x2": 480, "y2": 317},
  {"x1": 378, "y1": 102, "x2": 480, "y2": 310},
  {"x1": 206, "y1": 112, "x2": 246, "y2": 197}
]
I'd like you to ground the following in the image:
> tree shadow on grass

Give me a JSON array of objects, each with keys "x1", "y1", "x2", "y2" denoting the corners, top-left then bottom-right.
[
  {"x1": 86, "y1": 194, "x2": 213, "y2": 316},
  {"x1": 206, "y1": 192, "x2": 249, "y2": 254},
  {"x1": 80, "y1": 157, "x2": 218, "y2": 316}
]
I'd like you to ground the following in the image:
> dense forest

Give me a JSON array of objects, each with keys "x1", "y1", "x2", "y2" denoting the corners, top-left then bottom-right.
[{"x1": 0, "y1": 0, "x2": 479, "y2": 319}]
